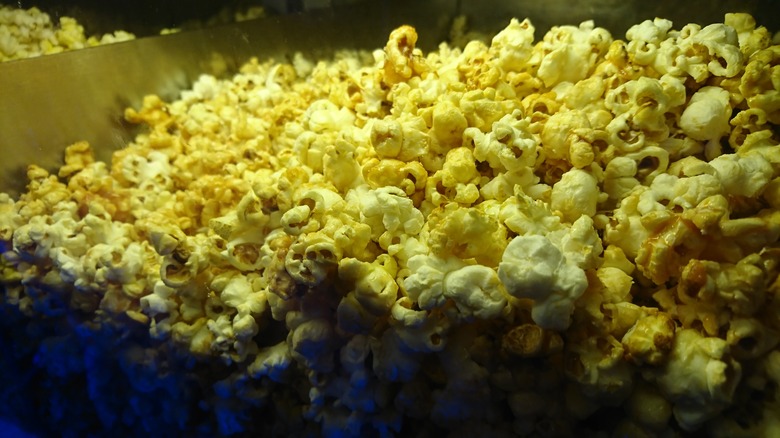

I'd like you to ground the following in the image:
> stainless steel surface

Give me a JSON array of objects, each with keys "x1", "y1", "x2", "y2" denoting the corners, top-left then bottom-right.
[{"x1": 0, "y1": 0, "x2": 778, "y2": 198}]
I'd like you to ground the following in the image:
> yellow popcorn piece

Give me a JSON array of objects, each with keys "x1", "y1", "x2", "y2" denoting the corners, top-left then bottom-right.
[{"x1": 655, "y1": 329, "x2": 742, "y2": 431}]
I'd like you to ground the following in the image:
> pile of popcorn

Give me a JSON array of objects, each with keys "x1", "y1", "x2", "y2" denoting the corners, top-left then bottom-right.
[
  {"x1": 0, "y1": 4, "x2": 136, "y2": 61},
  {"x1": 1, "y1": 11, "x2": 780, "y2": 437},
  {"x1": 0, "y1": 3, "x2": 267, "y2": 62}
]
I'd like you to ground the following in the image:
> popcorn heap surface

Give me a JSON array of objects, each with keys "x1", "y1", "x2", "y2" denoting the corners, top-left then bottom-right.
[
  {"x1": 0, "y1": 3, "x2": 267, "y2": 62},
  {"x1": 0, "y1": 4, "x2": 136, "y2": 61},
  {"x1": 2, "y1": 12, "x2": 780, "y2": 437}
]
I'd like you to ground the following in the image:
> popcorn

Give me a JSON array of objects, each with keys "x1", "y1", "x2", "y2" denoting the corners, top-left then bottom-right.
[
  {"x1": 498, "y1": 234, "x2": 588, "y2": 330},
  {"x1": 336, "y1": 256, "x2": 398, "y2": 333},
  {"x1": 468, "y1": 111, "x2": 538, "y2": 172},
  {"x1": 501, "y1": 323, "x2": 563, "y2": 358},
  {"x1": 489, "y1": 18, "x2": 535, "y2": 72},
  {"x1": 655, "y1": 329, "x2": 742, "y2": 431},
  {"x1": 626, "y1": 18, "x2": 674, "y2": 65},
  {"x1": 403, "y1": 253, "x2": 466, "y2": 311},
  {"x1": 0, "y1": 5, "x2": 136, "y2": 62},
  {"x1": 369, "y1": 119, "x2": 404, "y2": 158},
  {"x1": 565, "y1": 334, "x2": 633, "y2": 405},
  {"x1": 288, "y1": 318, "x2": 335, "y2": 373},
  {"x1": 440, "y1": 265, "x2": 506, "y2": 320},
  {"x1": 350, "y1": 186, "x2": 424, "y2": 250},
  {"x1": 284, "y1": 232, "x2": 341, "y2": 286},
  {"x1": 430, "y1": 100, "x2": 468, "y2": 152},
  {"x1": 709, "y1": 151, "x2": 773, "y2": 197},
  {"x1": 537, "y1": 21, "x2": 612, "y2": 87},
  {"x1": 679, "y1": 86, "x2": 733, "y2": 141},
  {"x1": 2, "y1": 12, "x2": 779, "y2": 438},
  {"x1": 382, "y1": 25, "x2": 428, "y2": 86},
  {"x1": 622, "y1": 311, "x2": 676, "y2": 365},
  {"x1": 550, "y1": 168, "x2": 599, "y2": 222},
  {"x1": 625, "y1": 382, "x2": 673, "y2": 431},
  {"x1": 425, "y1": 202, "x2": 507, "y2": 266}
]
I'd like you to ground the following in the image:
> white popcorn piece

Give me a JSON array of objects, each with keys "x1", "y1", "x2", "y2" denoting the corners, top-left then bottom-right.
[
  {"x1": 248, "y1": 341, "x2": 292, "y2": 382},
  {"x1": 538, "y1": 21, "x2": 612, "y2": 87},
  {"x1": 403, "y1": 254, "x2": 466, "y2": 311},
  {"x1": 556, "y1": 215, "x2": 603, "y2": 270},
  {"x1": 498, "y1": 235, "x2": 587, "y2": 330},
  {"x1": 550, "y1": 168, "x2": 599, "y2": 223},
  {"x1": 442, "y1": 265, "x2": 506, "y2": 320},
  {"x1": 655, "y1": 329, "x2": 742, "y2": 431},
  {"x1": 499, "y1": 193, "x2": 562, "y2": 236},
  {"x1": 468, "y1": 111, "x2": 538, "y2": 172},
  {"x1": 709, "y1": 151, "x2": 773, "y2": 197},
  {"x1": 680, "y1": 86, "x2": 732, "y2": 141},
  {"x1": 693, "y1": 23, "x2": 744, "y2": 77},
  {"x1": 288, "y1": 318, "x2": 335, "y2": 373},
  {"x1": 626, "y1": 18, "x2": 674, "y2": 65},
  {"x1": 489, "y1": 18, "x2": 535, "y2": 72},
  {"x1": 350, "y1": 185, "x2": 424, "y2": 250}
]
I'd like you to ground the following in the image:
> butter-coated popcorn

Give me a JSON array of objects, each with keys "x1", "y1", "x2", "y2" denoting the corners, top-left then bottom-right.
[
  {"x1": 622, "y1": 311, "x2": 676, "y2": 365},
  {"x1": 680, "y1": 86, "x2": 733, "y2": 141},
  {"x1": 655, "y1": 329, "x2": 742, "y2": 431},
  {"x1": 425, "y1": 203, "x2": 507, "y2": 266},
  {"x1": 3, "y1": 12, "x2": 780, "y2": 438},
  {"x1": 489, "y1": 18, "x2": 535, "y2": 72},
  {"x1": 382, "y1": 25, "x2": 428, "y2": 86},
  {"x1": 468, "y1": 111, "x2": 538, "y2": 172},
  {"x1": 352, "y1": 185, "x2": 424, "y2": 250},
  {"x1": 550, "y1": 168, "x2": 599, "y2": 222},
  {"x1": 403, "y1": 253, "x2": 466, "y2": 311},
  {"x1": 626, "y1": 18, "x2": 674, "y2": 65},
  {"x1": 0, "y1": 5, "x2": 137, "y2": 61},
  {"x1": 337, "y1": 256, "x2": 397, "y2": 320},
  {"x1": 537, "y1": 21, "x2": 612, "y2": 87}
]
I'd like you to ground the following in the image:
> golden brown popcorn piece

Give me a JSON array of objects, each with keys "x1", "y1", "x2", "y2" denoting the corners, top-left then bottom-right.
[
  {"x1": 362, "y1": 158, "x2": 427, "y2": 198},
  {"x1": 622, "y1": 311, "x2": 676, "y2": 365},
  {"x1": 635, "y1": 216, "x2": 706, "y2": 285},
  {"x1": 382, "y1": 25, "x2": 428, "y2": 86},
  {"x1": 457, "y1": 40, "x2": 500, "y2": 89},
  {"x1": 124, "y1": 95, "x2": 173, "y2": 128},
  {"x1": 501, "y1": 323, "x2": 563, "y2": 358},
  {"x1": 58, "y1": 141, "x2": 95, "y2": 179}
]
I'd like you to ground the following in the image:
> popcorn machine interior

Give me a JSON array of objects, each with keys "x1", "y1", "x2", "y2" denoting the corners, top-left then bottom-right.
[{"x1": 1, "y1": 0, "x2": 779, "y2": 436}]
